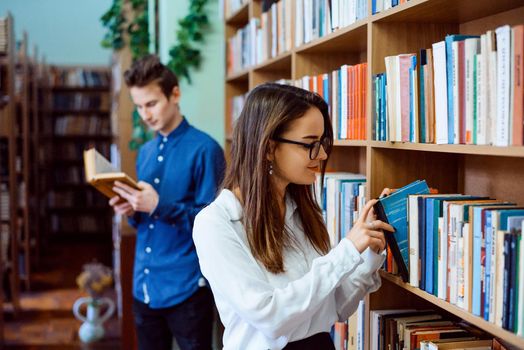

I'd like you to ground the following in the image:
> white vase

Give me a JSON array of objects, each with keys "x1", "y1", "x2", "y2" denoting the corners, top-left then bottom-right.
[{"x1": 72, "y1": 296, "x2": 115, "y2": 343}]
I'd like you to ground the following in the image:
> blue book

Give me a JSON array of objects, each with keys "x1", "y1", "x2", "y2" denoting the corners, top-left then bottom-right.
[
  {"x1": 484, "y1": 210, "x2": 494, "y2": 320},
  {"x1": 374, "y1": 180, "x2": 430, "y2": 282},
  {"x1": 419, "y1": 196, "x2": 427, "y2": 290},
  {"x1": 425, "y1": 198, "x2": 436, "y2": 293},
  {"x1": 445, "y1": 34, "x2": 479, "y2": 144},
  {"x1": 381, "y1": 74, "x2": 388, "y2": 141},
  {"x1": 372, "y1": 0, "x2": 377, "y2": 15}
]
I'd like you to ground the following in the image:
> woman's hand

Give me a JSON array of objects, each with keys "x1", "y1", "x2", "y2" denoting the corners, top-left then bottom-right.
[{"x1": 345, "y1": 199, "x2": 394, "y2": 253}]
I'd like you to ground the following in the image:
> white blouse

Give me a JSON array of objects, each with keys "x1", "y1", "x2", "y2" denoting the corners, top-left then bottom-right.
[{"x1": 193, "y1": 189, "x2": 385, "y2": 350}]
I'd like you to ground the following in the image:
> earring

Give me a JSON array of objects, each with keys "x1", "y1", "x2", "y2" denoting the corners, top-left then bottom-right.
[{"x1": 269, "y1": 163, "x2": 273, "y2": 175}]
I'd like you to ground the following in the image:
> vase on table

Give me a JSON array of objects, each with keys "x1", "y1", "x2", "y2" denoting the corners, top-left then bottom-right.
[{"x1": 72, "y1": 296, "x2": 115, "y2": 343}]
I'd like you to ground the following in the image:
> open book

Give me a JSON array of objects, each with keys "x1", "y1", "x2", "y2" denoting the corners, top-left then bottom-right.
[{"x1": 83, "y1": 148, "x2": 139, "y2": 199}]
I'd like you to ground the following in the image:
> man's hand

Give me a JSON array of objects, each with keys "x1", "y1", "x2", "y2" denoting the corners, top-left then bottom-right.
[
  {"x1": 109, "y1": 195, "x2": 136, "y2": 217},
  {"x1": 112, "y1": 180, "x2": 159, "y2": 214}
]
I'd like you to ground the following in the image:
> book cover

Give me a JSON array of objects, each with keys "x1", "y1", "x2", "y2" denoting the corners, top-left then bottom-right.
[
  {"x1": 83, "y1": 148, "x2": 139, "y2": 200},
  {"x1": 374, "y1": 180, "x2": 430, "y2": 282}
]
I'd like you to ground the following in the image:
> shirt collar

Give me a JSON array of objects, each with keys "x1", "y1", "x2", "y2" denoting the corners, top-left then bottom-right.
[
  {"x1": 217, "y1": 189, "x2": 298, "y2": 222},
  {"x1": 157, "y1": 117, "x2": 190, "y2": 142}
]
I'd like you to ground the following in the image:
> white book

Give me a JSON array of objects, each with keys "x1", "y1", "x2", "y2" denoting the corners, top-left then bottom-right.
[
  {"x1": 509, "y1": 27, "x2": 515, "y2": 144},
  {"x1": 465, "y1": 38, "x2": 479, "y2": 145},
  {"x1": 477, "y1": 35, "x2": 487, "y2": 145},
  {"x1": 495, "y1": 25, "x2": 511, "y2": 146},
  {"x1": 331, "y1": 0, "x2": 339, "y2": 30},
  {"x1": 463, "y1": 222, "x2": 472, "y2": 312},
  {"x1": 295, "y1": 0, "x2": 304, "y2": 47},
  {"x1": 332, "y1": 70, "x2": 338, "y2": 140},
  {"x1": 385, "y1": 55, "x2": 401, "y2": 141},
  {"x1": 432, "y1": 41, "x2": 449, "y2": 144},
  {"x1": 452, "y1": 41, "x2": 460, "y2": 144},
  {"x1": 487, "y1": 31, "x2": 497, "y2": 145},
  {"x1": 349, "y1": 0, "x2": 357, "y2": 26},
  {"x1": 408, "y1": 195, "x2": 420, "y2": 287},
  {"x1": 340, "y1": 65, "x2": 349, "y2": 139},
  {"x1": 412, "y1": 61, "x2": 420, "y2": 143}
]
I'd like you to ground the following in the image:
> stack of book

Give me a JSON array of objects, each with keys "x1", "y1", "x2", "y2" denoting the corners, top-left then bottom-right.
[
  {"x1": 315, "y1": 172, "x2": 366, "y2": 248},
  {"x1": 52, "y1": 93, "x2": 110, "y2": 110},
  {"x1": 295, "y1": 0, "x2": 368, "y2": 47},
  {"x1": 53, "y1": 115, "x2": 111, "y2": 136},
  {"x1": 374, "y1": 23, "x2": 524, "y2": 146},
  {"x1": 49, "y1": 67, "x2": 110, "y2": 87},
  {"x1": 296, "y1": 63, "x2": 368, "y2": 141}
]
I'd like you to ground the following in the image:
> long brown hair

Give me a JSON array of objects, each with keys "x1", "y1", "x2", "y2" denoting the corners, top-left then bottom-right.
[{"x1": 222, "y1": 83, "x2": 333, "y2": 274}]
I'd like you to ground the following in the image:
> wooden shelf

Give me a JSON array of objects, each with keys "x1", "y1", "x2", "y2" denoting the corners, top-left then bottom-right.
[
  {"x1": 223, "y1": 2, "x2": 524, "y2": 348},
  {"x1": 369, "y1": 141, "x2": 524, "y2": 158},
  {"x1": 225, "y1": 2, "x2": 249, "y2": 26},
  {"x1": 295, "y1": 19, "x2": 368, "y2": 54},
  {"x1": 371, "y1": 0, "x2": 524, "y2": 24},
  {"x1": 380, "y1": 271, "x2": 524, "y2": 348},
  {"x1": 333, "y1": 140, "x2": 368, "y2": 147},
  {"x1": 226, "y1": 69, "x2": 250, "y2": 83},
  {"x1": 253, "y1": 52, "x2": 292, "y2": 72}
]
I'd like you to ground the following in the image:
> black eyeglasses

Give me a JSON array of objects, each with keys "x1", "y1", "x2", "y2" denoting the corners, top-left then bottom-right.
[{"x1": 272, "y1": 137, "x2": 329, "y2": 160}]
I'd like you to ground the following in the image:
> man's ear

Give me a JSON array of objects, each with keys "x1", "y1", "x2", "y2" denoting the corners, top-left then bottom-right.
[
  {"x1": 170, "y1": 86, "x2": 181, "y2": 104},
  {"x1": 266, "y1": 140, "x2": 276, "y2": 162}
]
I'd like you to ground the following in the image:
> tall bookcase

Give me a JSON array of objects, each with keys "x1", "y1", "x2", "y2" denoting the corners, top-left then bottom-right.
[
  {"x1": 224, "y1": 0, "x2": 524, "y2": 348},
  {"x1": 39, "y1": 66, "x2": 113, "y2": 242}
]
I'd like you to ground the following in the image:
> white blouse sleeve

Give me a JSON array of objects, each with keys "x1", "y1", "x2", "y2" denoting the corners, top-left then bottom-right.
[
  {"x1": 193, "y1": 207, "x2": 369, "y2": 340},
  {"x1": 335, "y1": 247, "x2": 386, "y2": 321}
]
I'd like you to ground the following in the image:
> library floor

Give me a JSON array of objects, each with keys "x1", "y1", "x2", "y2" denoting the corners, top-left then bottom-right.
[{"x1": 3, "y1": 240, "x2": 121, "y2": 349}]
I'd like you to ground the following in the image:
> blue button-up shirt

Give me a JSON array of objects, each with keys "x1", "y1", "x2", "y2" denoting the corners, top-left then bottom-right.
[{"x1": 129, "y1": 118, "x2": 225, "y2": 308}]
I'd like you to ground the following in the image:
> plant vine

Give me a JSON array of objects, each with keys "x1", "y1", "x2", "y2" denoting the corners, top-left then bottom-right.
[{"x1": 101, "y1": 0, "x2": 210, "y2": 150}]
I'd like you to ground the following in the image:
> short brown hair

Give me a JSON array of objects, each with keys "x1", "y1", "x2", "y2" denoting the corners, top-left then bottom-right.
[{"x1": 123, "y1": 54, "x2": 179, "y2": 99}]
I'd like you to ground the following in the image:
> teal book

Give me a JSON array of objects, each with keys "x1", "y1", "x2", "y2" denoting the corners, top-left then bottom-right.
[{"x1": 374, "y1": 180, "x2": 430, "y2": 282}]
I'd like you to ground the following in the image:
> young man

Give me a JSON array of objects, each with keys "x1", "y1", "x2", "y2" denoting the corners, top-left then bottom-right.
[{"x1": 109, "y1": 54, "x2": 225, "y2": 350}]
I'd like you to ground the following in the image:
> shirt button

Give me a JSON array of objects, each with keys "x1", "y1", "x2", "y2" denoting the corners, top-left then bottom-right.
[
  {"x1": 159, "y1": 143, "x2": 164, "y2": 150},
  {"x1": 145, "y1": 247, "x2": 152, "y2": 253},
  {"x1": 157, "y1": 155, "x2": 164, "y2": 162},
  {"x1": 162, "y1": 137, "x2": 168, "y2": 142},
  {"x1": 154, "y1": 178, "x2": 160, "y2": 184},
  {"x1": 144, "y1": 268, "x2": 150, "y2": 274},
  {"x1": 149, "y1": 224, "x2": 154, "y2": 229}
]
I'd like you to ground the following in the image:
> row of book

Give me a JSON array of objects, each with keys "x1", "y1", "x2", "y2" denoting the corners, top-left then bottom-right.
[
  {"x1": 52, "y1": 167, "x2": 84, "y2": 184},
  {"x1": 0, "y1": 183, "x2": 8, "y2": 220},
  {"x1": 298, "y1": 64, "x2": 368, "y2": 140},
  {"x1": 372, "y1": 0, "x2": 411, "y2": 15},
  {"x1": 47, "y1": 189, "x2": 108, "y2": 208},
  {"x1": 229, "y1": 93, "x2": 246, "y2": 131},
  {"x1": 52, "y1": 93, "x2": 110, "y2": 111},
  {"x1": 50, "y1": 214, "x2": 111, "y2": 233},
  {"x1": 0, "y1": 226, "x2": 8, "y2": 264},
  {"x1": 374, "y1": 24, "x2": 524, "y2": 146},
  {"x1": 369, "y1": 309, "x2": 501, "y2": 350},
  {"x1": 39, "y1": 142, "x2": 111, "y2": 163},
  {"x1": 227, "y1": 0, "x2": 293, "y2": 74},
  {"x1": 226, "y1": 0, "x2": 367, "y2": 74},
  {"x1": 315, "y1": 172, "x2": 366, "y2": 248},
  {"x1": 52, "y1": 116, "x2": 111, "y2": 136},
  {"x1": 0, "y1": 17, "x2": 7, "y2": 55},
  {"x1": 48, "y1": 67, "x2": 110, "y2": 88},
  {"x1": 295, "y1": 0, "x2": 368, "y2": 47},
  {"x1": 400, "y1": 194, "x2": 524, "y2": 335}
]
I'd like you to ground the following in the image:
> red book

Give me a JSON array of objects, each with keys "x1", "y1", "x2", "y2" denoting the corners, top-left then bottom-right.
[{"x1": 512, "y1": 25, "x2": 523, "y2": 146}]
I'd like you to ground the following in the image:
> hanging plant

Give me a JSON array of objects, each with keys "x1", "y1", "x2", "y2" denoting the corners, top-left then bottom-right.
[
  {"x1": 100, "y1": 0, "x2": 125, "y2": 50},
  {"x1": 101, "y1": 0, "x2": 210, "y2": 150},
  {"x1": 167, "y1": 0, "x2": 209, "y2": 84}
]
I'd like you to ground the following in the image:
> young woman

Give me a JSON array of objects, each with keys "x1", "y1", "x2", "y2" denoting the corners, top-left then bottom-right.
[{"x1": 193, "y1": 83, "x2": 394, "y2": 349}]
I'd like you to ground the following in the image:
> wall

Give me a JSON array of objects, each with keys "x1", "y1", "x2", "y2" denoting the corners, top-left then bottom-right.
[
  {"x1": 158, "y1": 0, "x2": 225, "y2": 146},
  {"x1": 0, "y1": 0, "x2": 112, "y2": 65}
]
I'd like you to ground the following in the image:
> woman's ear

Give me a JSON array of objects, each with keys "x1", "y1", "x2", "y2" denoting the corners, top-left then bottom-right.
[{"x1": 266, "y1": 140, "x2": 276, "y2": 161}]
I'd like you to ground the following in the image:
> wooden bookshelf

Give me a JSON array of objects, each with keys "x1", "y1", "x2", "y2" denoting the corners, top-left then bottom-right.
[
  {"x1": 223, "y1": 0, "x2": 524, "y2": 348},
  {"x1": 40, "y1": 65, "x2": 113, "y2": 243}
]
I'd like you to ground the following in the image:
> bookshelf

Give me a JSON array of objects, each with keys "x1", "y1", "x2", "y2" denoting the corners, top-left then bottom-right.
[
  {"x1": 223, "y1": 0, "x2": 524, "y2": 348},
  {"x1": 40, "y1": 66, "x2": 113, "y2": 241}
]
